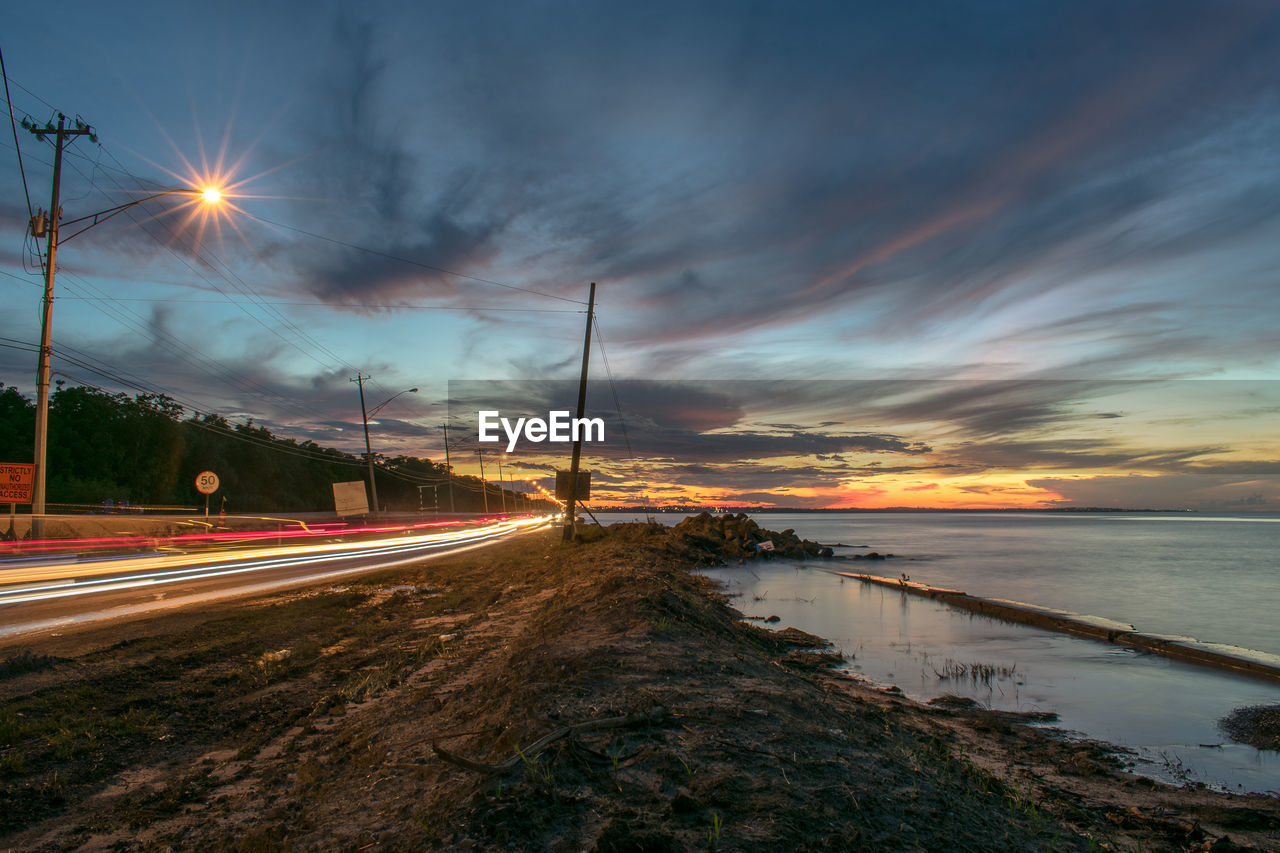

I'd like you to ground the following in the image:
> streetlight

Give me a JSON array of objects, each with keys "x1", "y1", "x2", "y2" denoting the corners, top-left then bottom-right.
[
  {"x1": 24, "y1": 114, "x2": 225, "y2": 537},
  {"x1": 352, "y1": 376, "x2": 417, "y2": 516}
]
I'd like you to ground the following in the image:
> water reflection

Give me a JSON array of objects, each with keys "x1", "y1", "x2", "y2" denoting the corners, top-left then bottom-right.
[{"x1": 702, "y1": 560, "x2": 1280, "y2": 794}]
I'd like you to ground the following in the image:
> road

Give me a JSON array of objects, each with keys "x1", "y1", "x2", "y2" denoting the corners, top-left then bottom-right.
[{"x1": 0, "y1": 514, "x2": 554, "y2": 639}]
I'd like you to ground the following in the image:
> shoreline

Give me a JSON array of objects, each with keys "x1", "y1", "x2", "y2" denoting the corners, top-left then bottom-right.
[{"x1": 2, "y1": 519, "x2": 1277, "y2": 849}]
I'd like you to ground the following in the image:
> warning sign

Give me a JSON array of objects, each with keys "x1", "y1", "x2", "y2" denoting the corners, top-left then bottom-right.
[{"x1": 0, "y1": 463, "x2": 34, "y2": 503}]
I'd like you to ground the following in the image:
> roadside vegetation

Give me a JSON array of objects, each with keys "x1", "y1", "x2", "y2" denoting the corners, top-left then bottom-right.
[{"x1": 0, "y1": 382, "x2": 537, "y2": 513}]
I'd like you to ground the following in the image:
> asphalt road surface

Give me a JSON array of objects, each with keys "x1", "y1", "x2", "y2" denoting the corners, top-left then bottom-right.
[{"x1": 0, "y1": 514, "x2": 554, "y2": 639}]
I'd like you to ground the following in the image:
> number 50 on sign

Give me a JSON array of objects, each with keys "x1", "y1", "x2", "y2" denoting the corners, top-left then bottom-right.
[{"x1": 195, "y1": 471, "x2": 220, "y2": 495}]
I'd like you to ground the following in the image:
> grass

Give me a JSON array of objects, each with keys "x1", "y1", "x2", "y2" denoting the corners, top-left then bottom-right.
[
  {"x1": 1004, "y1": 782, "x2": 1043, "y2": 827},
  {"x1": 707, "y1": 810, "x2": 723, "y2": 847},
  {"x1": 931, "y1": 659, "x2": 1018, "y2": 686},
  {"x1": 517, "y1": 748, "x2": 555, "y2": 790}
]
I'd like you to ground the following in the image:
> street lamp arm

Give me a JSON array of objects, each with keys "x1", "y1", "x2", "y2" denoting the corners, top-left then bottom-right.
[
  {"x1": 353, "y1": 382, "x2": 417, "y2": 518},
  {"x1": 368, "y1": 387, "x2": 419, "y2": 417},
  {"x1": 57, "y1": 189, "x2": 201, "y2": 244}
]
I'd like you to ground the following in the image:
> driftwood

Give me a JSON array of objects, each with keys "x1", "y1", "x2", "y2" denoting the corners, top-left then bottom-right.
[{"x1": 432, "y1": 706, "x2": 666, "y2": 775}]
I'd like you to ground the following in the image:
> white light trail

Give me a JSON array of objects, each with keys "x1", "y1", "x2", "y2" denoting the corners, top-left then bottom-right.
[{"x1": 0, "y1": 516, "x2": 554, "y2": 608}]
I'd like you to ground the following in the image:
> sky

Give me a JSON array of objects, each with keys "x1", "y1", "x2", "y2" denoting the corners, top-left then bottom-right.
[{"x1": 2, "y1": 0, "x2": 1278, "y2": 510}]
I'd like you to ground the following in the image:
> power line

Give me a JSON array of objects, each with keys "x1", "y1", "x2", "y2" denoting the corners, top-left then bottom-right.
[
  {"x1": 46, "y1": 371, "x2": 382, "y2": 471},
  {"x1": 0, "y1": 71, "x2": 57, "y2": 112},
  {"x1": 19, "y1": 339, "x2": 421, "y2": 479},
  {"x1": 49, "y1": 294, "x2": 583, "y2": 313},
  {"x1": 51, "y1": 147, "x2": 399, "y2": 419},
  {"x1": 0, "y1": 44, "x2": 34, "y2": 222},
  {"x1": 0, "y1": 80, "x2": 447, "y2": 484},
  {"x1": 10, "y1": 162, "x2": 389, "y2": 442},
  {"x1": 5, "y1": 78, "x2": 579, "y2": 383},
  {"x1": 59, "y1": 153, "x2": 359, "y2": 384},
  {"x1": 1, "y1": 75, "x2": 579, "y2": 462},
  {"x1": 0, "y1": 268, "x2": 40, "y2": 287},
  {"x1": 28, "y1": 344, "x2": 442, "y2": 480},
  {"x1": 17, "y1": 109, "x2": 379, "y2": 423},
  {"x1": 54, "y1": 267, "x2": 340, "y2": 426},
  {"x1": 0, "y1": 340, "x2": 39, "y2": 354},
  {"x1": 593, "y1": 314, "x2": 637, "y2": 464},
  {"x1": 82, "y1": 148, "x2": 400, "y2": 408},
  {"x1": 594, "y1": 315, "x2": 654, "y2": 513}
]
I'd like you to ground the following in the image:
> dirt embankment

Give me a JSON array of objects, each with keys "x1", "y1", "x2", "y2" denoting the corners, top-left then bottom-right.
[{"x1": 1, "y1": 520, "x2": 1277, "y2": 851}]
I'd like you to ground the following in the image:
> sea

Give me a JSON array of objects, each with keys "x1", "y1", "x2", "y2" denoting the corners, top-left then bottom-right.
[{"x1": 596, "y1": 511, "x2": 1280, "y2": 794}]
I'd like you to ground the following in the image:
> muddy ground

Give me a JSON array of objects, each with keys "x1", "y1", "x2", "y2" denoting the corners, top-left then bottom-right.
[{"x1": 1, "y1": 519, "x2": 1277, "y2": 851}]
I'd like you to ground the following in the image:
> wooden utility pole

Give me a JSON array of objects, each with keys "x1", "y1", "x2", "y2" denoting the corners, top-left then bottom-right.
[
  {"x1": 348, "y1": 373, "x2": 376, "y2": 517},
  {"x1": 441, "y1": 423, "x2": 456, "y2": 512},
  {"x1": 27, "y1": 114, "x2": 95, "y2": 539},
  {"x1": 475, "y1": 449, "x2": 488, "y2": 513},
  {"x1": 496, "y1": 453, "x2": 507, "y2": 513},
  {"x1": 562, "y1": 282, "x2": 596, "y2": 542}
]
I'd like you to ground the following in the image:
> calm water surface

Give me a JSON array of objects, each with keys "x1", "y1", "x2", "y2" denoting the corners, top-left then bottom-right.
[
  {"x1": 605, "y1": 511, "x2": 1280, "y2": 656},
  {"x1": 598, "y1": 511, "x2": 1280, "y2": 793}
]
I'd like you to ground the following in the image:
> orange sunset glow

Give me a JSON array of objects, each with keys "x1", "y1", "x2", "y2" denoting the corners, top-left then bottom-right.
[{"x1": 447, "y1": 379, "x2": 1278, "y2": 512}]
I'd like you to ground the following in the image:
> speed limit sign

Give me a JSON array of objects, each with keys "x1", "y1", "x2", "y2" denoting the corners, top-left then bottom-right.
[{"x1": 195, "y1": 471, "x2": 220, "y2": 495}]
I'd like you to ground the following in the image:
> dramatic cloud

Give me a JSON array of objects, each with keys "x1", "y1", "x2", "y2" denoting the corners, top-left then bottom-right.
[
  {"x1": 442, "y1": 378, "x2": 1278, "y2": 506},
  {"x1": 3, "y1": 2, "x2": 1278, "y2": 508},
  {"x1": 1029, "y1": 474, "x2": 1279, "y2": 511}
]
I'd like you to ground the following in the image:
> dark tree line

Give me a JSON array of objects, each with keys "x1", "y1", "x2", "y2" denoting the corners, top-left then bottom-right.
[{"x1": 0, "y1": 383, "x2": 548, "y2": 514}]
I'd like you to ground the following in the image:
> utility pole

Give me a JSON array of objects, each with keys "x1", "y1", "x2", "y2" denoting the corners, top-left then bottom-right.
[
  {"x1": 352, "y1": 374, "x2": 379, "y2": 517},
  {"x1": 496, "y1": 454, "x2": 507, "y2": 513},
  {"x1": 475, "y1": 449, "x2": 489, "y2": 513},
  {"x1": 563, "y1": 282, "x2": 596, "y2": 542},
  {"x1": 441, "y1": 423, "x2": 456, "y2": 513},
  {"x1": 27, "y1": 114, "x2": 96, "y2": 539}
]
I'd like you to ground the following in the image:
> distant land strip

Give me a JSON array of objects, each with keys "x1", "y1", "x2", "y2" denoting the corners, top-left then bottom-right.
[{"x1": 606, "y1": 506, "x2": 1198, "y2": 513}]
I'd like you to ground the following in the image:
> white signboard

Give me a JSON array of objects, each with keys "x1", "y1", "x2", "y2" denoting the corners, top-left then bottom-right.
[
  {"x1": 195, "y1": 471, "x2": 219, "y2": 495},
  {"x1": 332, "y1": 480, "x2": 370, "y2": 517}
]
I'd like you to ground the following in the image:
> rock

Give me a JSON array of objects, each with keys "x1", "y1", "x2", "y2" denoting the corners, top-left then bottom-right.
[
  {"x1": 773, "y1": 627, "x2": 832, "y2": 648},
  {"x1": 782, "y1": 649, "x2": 845, "y2": 669},
  {"x1": 764, "y1": 614, "x2": 781, "y2": 623}
]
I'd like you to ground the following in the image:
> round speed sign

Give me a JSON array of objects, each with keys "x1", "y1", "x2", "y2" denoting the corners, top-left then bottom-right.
[{"x1": 195, "y1": 471, "x2": 220, "y2": 495}]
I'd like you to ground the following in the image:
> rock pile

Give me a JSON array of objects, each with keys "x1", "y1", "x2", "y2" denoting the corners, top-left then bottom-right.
[{"x1": 671, "y1": 511, "x2": 833, "y2": 560}]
